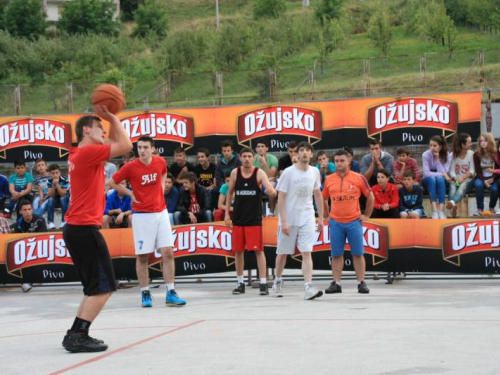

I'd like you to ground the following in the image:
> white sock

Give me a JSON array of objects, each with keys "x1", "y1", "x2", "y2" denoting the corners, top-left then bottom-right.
[
  {"x1": 305, "y1": 282, "x2": 312, "y2": 288},
  {"x1": 274, "y1": 277, "x2": 282, "y2": 283},
  {"x1": 237, "y1": 276, "x2": 244, "y2": 283},
  {"x1": 335, "y1": 281, "x2": 341, "y2": 286},
  {"x1": 141, "y1": 286, "x2": 149, "y2": 292},
  {"x1": 165, "y1": 283, "x2": 175, "y2": 290},
  {"x1": 260, "y1": 278, "x2": 267, "y2": 284}
]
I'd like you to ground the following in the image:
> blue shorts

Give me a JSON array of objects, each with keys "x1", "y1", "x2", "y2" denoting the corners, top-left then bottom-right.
[{"x1": 329, "y1": 218, "x2": 364, "y2": 257}]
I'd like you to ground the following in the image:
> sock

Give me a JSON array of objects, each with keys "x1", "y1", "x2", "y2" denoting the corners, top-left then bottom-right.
[
  {"x1": 237, "y1": 276, "x2": 244, "y2": 283},
  {"x1": 166, "y1": 283, "x2": 175, "y2": 291},
  {"x1": 141, "y1": 286, "x2": 150, "y2": 292},
  {"x1": 305, "y1": 282, "x2": 312, "y2": 288},
  {"x1": 335, "y1": 281, "x2": 341, "y2": 286},
  {"x1": 359, "y1": 280, "x2": 364, "y2": 284},
  {"x1": 274, "y1": 277, "x2": 282, "y2": 283},
  {"x1": 260, "y1": 278, "x2": 266, "y2": 284},
  {"x1": 73, "y1": 317, "x2": 91, "y2": 333}
]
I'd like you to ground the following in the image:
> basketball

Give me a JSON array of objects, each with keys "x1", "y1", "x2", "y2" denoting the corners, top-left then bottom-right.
[{"x1": 91, "y1": 84, "x2": 125, "y2": 114}]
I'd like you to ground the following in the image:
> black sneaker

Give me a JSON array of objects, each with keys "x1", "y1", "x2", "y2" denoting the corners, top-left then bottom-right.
[
  {"x1": 232, "y1": 282, "x2": 245, "y2": 295},
  {"x1": 358, "y1": 281, "x2": 370, "y2": 294},
  {"x1": 325, "y1": 281, "x2": 342, "y2": 294},
  {"x1": 62, "y1": 330, "x2": 104, "y2": 348},
  {"x1": 259, "y1": 283, "x2": 269, "y2": 295},
  {"x1": 64, "y1": 332, "x2": 108, "y2": 353}
]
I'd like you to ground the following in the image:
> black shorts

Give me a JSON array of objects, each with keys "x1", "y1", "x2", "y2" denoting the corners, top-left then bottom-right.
[
  {"x1": 109, "y1": 214, "x2": 129, "y2": 228},
  {"x1": 63, "y1": 224, "x2": 117, "y2": 296}
]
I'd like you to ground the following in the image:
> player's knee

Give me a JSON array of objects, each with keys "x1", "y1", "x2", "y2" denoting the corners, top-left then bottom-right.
[{"x1": 161, "y1": 247, "x2": 174, "y2": 260}]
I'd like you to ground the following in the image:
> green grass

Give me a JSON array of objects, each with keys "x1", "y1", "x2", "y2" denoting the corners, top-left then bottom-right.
[{"x1": 4, "y1": 0, "x2": 500, "y2": 115}]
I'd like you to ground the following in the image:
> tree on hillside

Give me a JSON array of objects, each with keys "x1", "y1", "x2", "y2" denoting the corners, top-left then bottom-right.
[
  {"x1": 3, "y1": 0, "x2": 46, "y2": 40},
  {"x1": 316, "y1": 17, "x2": 348, "y2": 63},
  {"x1": 58, "y1": 0, "x2": 119, "y2": 36},
  {"x1": 368, "y1": 8, "x2": 393, "y2": 56},
  {"x1": 133, "y1": 0, "x2": 168, "y2": 38},
  {"x1": 212, "y1": 24, "x2": 253, "y2": 69},
  {"x1": 0, "y1": 0, "x2": 9, "y2": 30},
  {"x1": 121, "y1": 0, "x2": 141, "y2": 22},
  {"x1": 253, "y1": 0, "x2": 286, "y2": 19},
  {"x1": 315, "y1": 0, "x2": 344, "y2": 24}
]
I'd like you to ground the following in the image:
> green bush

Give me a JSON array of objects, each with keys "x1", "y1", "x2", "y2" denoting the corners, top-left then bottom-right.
[
  {"x1": 133, "y1": 0, "x2": 168, "y2": 38},
  {"x1": 58, "y1": 0, "x2": 120, "y2": 36},
  {"x1": 3, "y1": 0, "x2": 46, "y2": 40},
  {"x1": 253, "y1": 0, "x2": 286, "y2": 19}
]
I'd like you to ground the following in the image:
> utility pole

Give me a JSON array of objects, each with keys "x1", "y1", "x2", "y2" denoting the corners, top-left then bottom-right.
[{"x1": 216, "y1": 0, "x2": 220, "y2": 29}]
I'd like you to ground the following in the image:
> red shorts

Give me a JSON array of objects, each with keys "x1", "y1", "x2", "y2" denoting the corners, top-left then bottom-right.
[{"x1": 232, "y1": 225, "x2": 263, "y2": 252}]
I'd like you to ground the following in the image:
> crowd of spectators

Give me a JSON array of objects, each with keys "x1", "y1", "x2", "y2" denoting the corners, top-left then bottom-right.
[{"x1": 1, "y1": 132, "x2": 499, "y2": 231}]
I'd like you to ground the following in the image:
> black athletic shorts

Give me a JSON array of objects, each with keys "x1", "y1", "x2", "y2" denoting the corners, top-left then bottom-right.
[{"x1": 63, "y1": 224, "x2": 117, "y2": 296}]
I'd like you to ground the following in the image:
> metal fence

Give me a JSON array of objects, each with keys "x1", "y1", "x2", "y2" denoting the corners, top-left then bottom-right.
[{"x1": 1, "y1": 48, "x2": 499, "y2": 116}]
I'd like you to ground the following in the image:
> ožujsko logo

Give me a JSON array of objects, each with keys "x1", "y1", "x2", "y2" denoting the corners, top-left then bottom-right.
[
  {"x1": 147, "y1": 224, "x2": 234, "y2": 269},
  {"x1": 237, "y1": 106, "x2": 322, "y2": 144},
  {"x1": 442, "y1": 220, "x2": 500, "y2": 266},
  {"x1": 0, "y1": 118, "x2": 72, "y2": 159},
  {"x1": 367, "y1": 98, "x2": 458, "y2": 137},
  {"x1": 291, "y1": 221, "x2": 389, "y2": 265},
  {"x1": 120, "y1": 111, "x2": 195, "y2": 148},
  {"x1": 5, "y1": 233, "x2": 72, "y2": 278}
]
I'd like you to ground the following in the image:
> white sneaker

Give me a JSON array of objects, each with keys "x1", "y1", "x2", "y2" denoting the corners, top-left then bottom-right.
[
  {"x1": 47, "y1": 222, "x2": 56, "y2": 229},
  {"x1": 495, "y1": 209, "x2": 500, "y2": 215},
  {"x1": 271, "y1": 280, "x2": 283, "y2": 298},
  {"x1": 446, "y1": 200, "x2": 455, "y2": 210},
  {"x1": 438, "y1": 211, "x2": 447, "y2": 219},
  {"x1": 431, "y1": 211, "x2": 439, "y2": 219},
  {"x1": 59, "y1": 221, "x2": 66, "y2": 229},
  {"x1": 304, "y1": 285, "x2": 323, "y2": 300},
  {"x1": 21, "y1": 283, "x2": 32, "y2": 293}
]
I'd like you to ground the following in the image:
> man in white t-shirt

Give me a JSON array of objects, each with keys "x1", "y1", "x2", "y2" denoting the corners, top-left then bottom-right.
[{"x1": 272, "y1": 141, "x2": 324, "y2": 300}]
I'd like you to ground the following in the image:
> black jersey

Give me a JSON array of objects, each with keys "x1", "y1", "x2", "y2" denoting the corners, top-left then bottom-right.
[{"x1": 233, "y1": 167, "x2": 262, "y2": 226}]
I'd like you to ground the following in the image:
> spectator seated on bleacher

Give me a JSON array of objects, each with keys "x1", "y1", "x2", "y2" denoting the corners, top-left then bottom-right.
[
  {"x1": 0, "y1": 215, "x2": 10, "y2": 234},
  {"x1": 473, "y1": 133, "x2": 500, "y2": 216},
  {"x1": 399, "y1": 170, "x2": 424, "y2": 219},
  {"x1": 169, "y1": 147, "x2": 195, "y2": 188},
  {"x1": 254, "y1": 139, "x2": 278, "y2": 216},
  {"x1": 174, "y1": 172, "x2": 213, "y2": 225},
  {"x1": 104, "y1": 161, "x2": 117, "y2": 195},
  {"x1": 15, "y1": 200, "x2": 47, "y2": 233},
  {"x1": 371, "y1": 169, "x2": 399, "y2": 219},
  {"x1": 6, "y1": 159, "x2": 34, "y2": 217},
  {"x1": 343, "y1": 146, "x2": 361, "y2": 173},
  {"x1": 316, "y1": 150, "x2": 336, "y2": 188},
  {"x1": 212, "y1": 140, "x2": 242, "y2": 212},
  {"x1": 0, "y1": 173, "x2": 10, "y2": 216},
  {"x1": 194, "y1": 148, "x2": 217, "y2": 192},
  {"x1": 214, "y1": 172, "x2": 233, "y2": 222},
  {"x1": 102, "y1": 180, "x2": 132, "y2": 229},
  {"x1": 421, "y1": 135, "x2": 452, "y2": 219},
  {"x1": 164, "y1": 173, "x2": 179, "y2": 226},
  {"x1": 393, "y1": 146, "x2": 421, "y2": 189},
  {"x1": 360, "y1": 139, "x2": 394, "y2": 187},
  {"x1": 33, "y1": 159, "x2": 51, "y2": 220},
  {"x1": 277, "y1": 141, "x2": 298, "y2": 178},
  {"x1": 46, "y1": 164, "x2": 69, "y2": 229},
  {"x1": 447, "y1": 133, "x2": 475, "y2": 218}
]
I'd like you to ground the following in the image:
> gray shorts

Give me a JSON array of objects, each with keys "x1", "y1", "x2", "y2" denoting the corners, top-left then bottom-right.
[{"x1": 276, "y1": 221, "x2": 316, "y2": 255}]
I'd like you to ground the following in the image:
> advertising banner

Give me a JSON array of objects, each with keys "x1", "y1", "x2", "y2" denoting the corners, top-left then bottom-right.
[
  {"x1": 0, "y1": 92, "x2": 481, "y2": 161},
  {"x1": 1, "y1": 217, "x2": 499, "y2": 284}
]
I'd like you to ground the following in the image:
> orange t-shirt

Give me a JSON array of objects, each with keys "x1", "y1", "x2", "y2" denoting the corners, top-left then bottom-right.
[{"x1": 322, "y1": 170, "x2": 371, "y2": 223}]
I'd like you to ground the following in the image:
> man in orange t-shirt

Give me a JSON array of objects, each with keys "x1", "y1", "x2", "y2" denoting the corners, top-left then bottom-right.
[
  {"x1": 322, "y1": 149, "x2": 374, "y2": 295},
  {"x1": 62, "y1": 106, "x2": 132, "y2": 353}
]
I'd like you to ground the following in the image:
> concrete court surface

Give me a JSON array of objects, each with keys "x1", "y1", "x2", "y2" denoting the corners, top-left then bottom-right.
[{"x1": 1, "y1": 275, "x2": 500, "y2": 375}]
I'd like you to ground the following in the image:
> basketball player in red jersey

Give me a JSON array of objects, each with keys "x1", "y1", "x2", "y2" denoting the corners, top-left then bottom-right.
[
  {"x1": 109, "y1": 136, "x2": 186, "y2": 308},
  {"x1": 62, "y1": 105, "x2": 132, "y2": 353},
  {"x1": 225, "y1": 147, "x2": 277, "y2": 295}
]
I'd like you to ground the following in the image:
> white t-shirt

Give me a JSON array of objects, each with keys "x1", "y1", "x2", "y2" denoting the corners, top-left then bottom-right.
[
  {"x1": 276, "y1": 165, "x2": 321, "y2": 227},
  {"x1": 449, "y1": 150, "x2": 475, "y2": 179}
]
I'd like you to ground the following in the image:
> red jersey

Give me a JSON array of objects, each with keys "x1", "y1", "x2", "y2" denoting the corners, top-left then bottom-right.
[
  {"x1": 372, "y1": 183, "x2": 399, "y2": 210},
  {"x1": 65, "y1": 144, "x2": 111, "y2": 226},
  {"x1": 112, "y1": 156, "x2": 167, "y2": 213}
]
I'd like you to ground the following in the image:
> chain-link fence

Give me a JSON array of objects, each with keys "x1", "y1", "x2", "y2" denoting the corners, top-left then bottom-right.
[{"x1": 1, "y1": 48, "x2": 499, "y2": 116}]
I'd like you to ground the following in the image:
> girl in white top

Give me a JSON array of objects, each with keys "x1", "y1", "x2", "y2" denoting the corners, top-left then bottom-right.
[
  {"x1": 447, "y1": 133, "x2": 475, "y2": 217},
  {"x1": 473, "y1": 133, "x2": 499, "y2": 215}
]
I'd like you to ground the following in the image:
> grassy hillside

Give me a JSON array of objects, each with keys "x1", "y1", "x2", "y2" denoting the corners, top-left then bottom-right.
[{"x1": 1, "y1": 0, "x2": 499, "y2": 116}]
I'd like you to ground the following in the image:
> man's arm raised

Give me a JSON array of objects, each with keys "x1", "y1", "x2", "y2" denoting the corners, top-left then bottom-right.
[{"x1": 94, "y1": 105, "x2": 132, "y2": 159}]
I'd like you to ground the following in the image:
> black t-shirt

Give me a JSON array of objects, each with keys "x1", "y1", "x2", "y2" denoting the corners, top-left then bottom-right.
[
  {"x1": 278, "y1": 154, "x2": 292, "y2": 172},
  {"x1": 15, "y1": 214, "x2": 47, "y2": 233},
  {"x1": 169, "y1": 161, "x2": 195, "y2": 180},
  {"x1": 194, "y1": 163, "x2": 216, "y2": 188}
]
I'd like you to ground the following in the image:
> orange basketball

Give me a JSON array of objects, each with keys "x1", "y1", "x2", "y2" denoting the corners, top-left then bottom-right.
[{"x1": 91, "y1": 84, "x2": 125, "y2": 114}]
